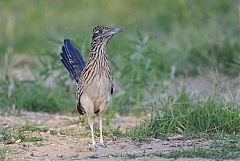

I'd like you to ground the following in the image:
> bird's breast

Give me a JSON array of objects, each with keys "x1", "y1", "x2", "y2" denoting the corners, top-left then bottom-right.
[{"x1": 82, "y1": 69, "x2": 112, "y2": 97}]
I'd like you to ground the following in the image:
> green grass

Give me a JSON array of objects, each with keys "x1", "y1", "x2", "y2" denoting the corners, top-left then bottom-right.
[
  {"x1": 16, "y1": 122, "x2": 49, "y2": 133},
  {"x1": 0, "y1": 122, "x2": 47, "y2": 144},
  {"x1": 124, "y1": 91, "x2": 240, "y2": 141},
  {"x1": 0, "y1": 77, "x2": 76, "y2": 114},
  {"x1": 0, "y1": 147, "x2": 9, "y2": 161}
]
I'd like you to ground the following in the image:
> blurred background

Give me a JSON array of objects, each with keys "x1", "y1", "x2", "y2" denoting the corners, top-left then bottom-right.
[{"x1": 0, "y1": 0, "x2": 239, "y2": 116}]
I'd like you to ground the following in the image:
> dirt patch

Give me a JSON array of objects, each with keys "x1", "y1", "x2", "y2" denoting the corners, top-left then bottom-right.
[{"x1": 0, "y1": 112, "x2": 214, "y2": 160}]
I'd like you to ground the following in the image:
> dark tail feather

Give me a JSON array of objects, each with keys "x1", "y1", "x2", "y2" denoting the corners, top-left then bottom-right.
[
  {"x1": 64, "y1": 39, "x2": 85, "y2": 70},
  {"x1": 60, "y1": 39, "x2": 85, "y2": 83},
  {"x1": 60, "y1": 52, "x2": 75, "y2": 79}
]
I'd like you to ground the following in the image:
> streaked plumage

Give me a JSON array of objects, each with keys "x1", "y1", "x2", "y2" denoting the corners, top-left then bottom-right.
[{"x1": 60, "y1": 25, "x2": 123, "y2": 149}]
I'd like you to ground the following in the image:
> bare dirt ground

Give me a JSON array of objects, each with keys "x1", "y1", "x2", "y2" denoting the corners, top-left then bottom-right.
[{"x1": 0, "y1": 112, "x2": 213, "y2": 161}]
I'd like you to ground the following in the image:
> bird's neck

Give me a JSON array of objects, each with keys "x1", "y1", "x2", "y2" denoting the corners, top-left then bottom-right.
[{"x1": 89, "y1": 41, "x2": 108, "y2": 64}]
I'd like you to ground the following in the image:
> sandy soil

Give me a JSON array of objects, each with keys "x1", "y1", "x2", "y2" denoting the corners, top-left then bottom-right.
[{"x1": 0, "y1": 112, "x2": 213, "y2": 161}]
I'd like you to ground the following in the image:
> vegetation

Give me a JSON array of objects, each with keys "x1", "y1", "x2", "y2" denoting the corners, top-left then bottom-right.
[
  {"x1": 0, "y1": 147, "x2": 9, "y2": 161},
  {"x1": 0, "y1": 122, "x2": 47, "y2": 144},
  {"x1": 0, "y1": 1, "x2": 239, "y2": 159},
  {"x1": 124, "y1": 91, "x2": 240, "y2": 141}
]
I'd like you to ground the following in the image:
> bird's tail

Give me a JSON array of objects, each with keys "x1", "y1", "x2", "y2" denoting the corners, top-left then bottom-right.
[{"x1": 60, "y1": 39, "x2": 85, "y2": 83}]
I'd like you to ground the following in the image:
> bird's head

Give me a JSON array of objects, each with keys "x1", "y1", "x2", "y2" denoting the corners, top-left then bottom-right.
[{"x1": 91, "y1": 25, "x2": 124, "y2": 44}]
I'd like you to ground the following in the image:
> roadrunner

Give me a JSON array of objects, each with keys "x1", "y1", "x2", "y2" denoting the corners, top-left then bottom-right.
[{"x1": 60, "y1": 26, "x2": 124, "y2": 149}]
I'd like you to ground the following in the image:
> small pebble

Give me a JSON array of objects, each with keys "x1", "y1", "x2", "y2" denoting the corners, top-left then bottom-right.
[{"x1": 15, "y1": 139, "x2": 21, "y2": 144}]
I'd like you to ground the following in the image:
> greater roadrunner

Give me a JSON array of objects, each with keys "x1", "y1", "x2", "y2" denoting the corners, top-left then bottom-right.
[{"x1": 60, "y1": 26, "x2": 123, "y2": 149}]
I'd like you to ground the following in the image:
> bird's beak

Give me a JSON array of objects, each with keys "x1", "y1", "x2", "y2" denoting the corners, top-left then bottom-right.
[
  {"x1": 107, "y1": 27, "x2": 124, "y2": 36},
  {"x1": 111, "y1": 27, "x2": 124, "y2": 33}
]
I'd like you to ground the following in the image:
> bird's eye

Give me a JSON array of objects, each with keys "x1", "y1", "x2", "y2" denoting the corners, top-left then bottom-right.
[
  {"x1": 96, "y1": 30, "x2": 103, "y2": 34},
  {"x1": 95, "y1": 30, "x2": 103, "y2": 34},
  {"x1": 92, "y1": 29, "x2": 103, "y2": 39}
]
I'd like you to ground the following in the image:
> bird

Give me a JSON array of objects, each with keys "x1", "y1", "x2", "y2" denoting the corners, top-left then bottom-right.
[{"x1": 60, "y1": 25, "x2": 124, "y2": 149}]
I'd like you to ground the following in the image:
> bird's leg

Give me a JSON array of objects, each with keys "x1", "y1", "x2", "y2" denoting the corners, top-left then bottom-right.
[
  {"x1": 98, "y1": 114, "x2": 106, "y2": 147},
  {"x1": 88, "y1": 115, "x2": 97, "y2": 149}
]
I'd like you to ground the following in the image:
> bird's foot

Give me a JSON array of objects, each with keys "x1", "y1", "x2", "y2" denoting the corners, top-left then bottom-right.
[
  {"x1": 97, "y1": 140, "x2": 106, "y2": 148},
  {"x1": 112, "y1": 136, "x2": 117, "y2": 142},
  {"x1": 89, "y1": 141, "x2": 106, "y2": 151},
  {"x1": 89, "y1": 143, "x2": 98, "y2": 151}
]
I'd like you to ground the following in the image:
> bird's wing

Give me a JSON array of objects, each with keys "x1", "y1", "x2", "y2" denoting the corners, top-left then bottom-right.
[
  {"x1": 60, "y1": 39, "x2": 85, "y2": 83},
  {"x1": 76, "y1": 81, "x2": 86, "y2": 115}
]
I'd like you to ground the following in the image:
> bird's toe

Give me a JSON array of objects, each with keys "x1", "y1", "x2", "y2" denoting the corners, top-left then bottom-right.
[
  {"x1": 89, "y1": 143, "x2": 98, "y2": 151},
  {"x1": 97, "y1": 140, "x2": 106, "y2": 148}
]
